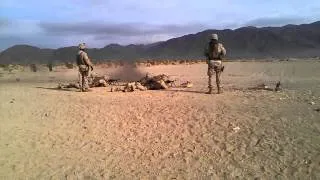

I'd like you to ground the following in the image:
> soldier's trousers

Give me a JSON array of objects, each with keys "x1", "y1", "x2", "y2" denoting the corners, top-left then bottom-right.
[
  {"x1": 207, "y1": 60, "x2": 223, "y2": 92},
  {"x1": 78, "y1": 66, "x2": 89, "y2": 91}
]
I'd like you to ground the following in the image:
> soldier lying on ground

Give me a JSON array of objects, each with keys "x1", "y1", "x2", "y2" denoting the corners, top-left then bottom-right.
[
  {"x1": 121, "y1": 82, "x2": 147, "y2": 92},
  {"x1": 58, "y1": 73, "x2": 191, "y2": 92},
  {"x1": 57, "y1": 72, "x2": 110, "y2": 89},
  {"x1": 138, "y1": 74, "x2": 170, "y2": 90},
  {"x1": 107, "y1": 79, "x2": 121, "y2": 85},
  {"x1": 88, "y1": 73, "x2": 108, "y2": 87},
  {"x1": 120, "y1": 74, "x2": 187, "y2": 92},
  {"x1": 57, "y1": 82, "x2": 80, "y2": 89}
]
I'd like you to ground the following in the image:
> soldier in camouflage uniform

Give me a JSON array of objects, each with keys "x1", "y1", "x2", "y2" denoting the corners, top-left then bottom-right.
[
  {"x1": 76, "y1": 43, "x2": 94, "y2": 92},
  {"x1": 204, "y1": 34, "x2": 226, "y2": 94}
]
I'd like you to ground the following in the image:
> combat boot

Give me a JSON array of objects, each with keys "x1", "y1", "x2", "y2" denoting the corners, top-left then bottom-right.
[
  {"x1": 82, "y1": 88, "x2": 92, "y2": 92},
  {"x1": 217, "y1": 86, "x2": 223, "y2": 94},
  {"x1": 206, "y1": 88, "x2": 213, "y2": 94}
]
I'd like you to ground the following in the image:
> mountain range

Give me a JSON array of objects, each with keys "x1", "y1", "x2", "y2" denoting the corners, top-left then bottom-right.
[{"x1": 1, "y1": 21, "x2": 320, "y2": 64}]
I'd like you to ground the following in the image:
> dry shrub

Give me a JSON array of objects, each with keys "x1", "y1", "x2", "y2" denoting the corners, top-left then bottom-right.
[
  {"x1": 163, "y1": 60, "x2": 170, "y2": 65},
  {"x1": 1, "y1": 64, "x2": 10, "y2": 71},
  {"x1": 112, "y1": 61, "x2": 118, "y2": 67},
  {"x1": 179, "y1": 60, "x2": 186, "y2": 64},
  {"x1": 47, "y1": 63, "x2": 53, "y2": 71},
  {"x1": 112, "y1": 61, "x2": 123, "y2": 68},
  {"x1": 153, "y1": 60, "x2": 162, "y2": 66},
  {"x1": 189, "y1": 60, "x2": 196, "y2": 64},
  {"x1": 150, "y1": 61, "x2": 156, "y2": 66},
  {"x1": 119, "y1": 61, "x2": 124, "y2": 66},
  {"x1": 2, "y1": 64, "x2": 24, "y2": 72},
  {"x1": 133, "y1": 61, "x2": 139, "y2": 67},
  {"x1": 158, "y1": 60, "x2": 164, "y2": 65},
  {"x1": 135, "y1": 61, "x2": 143, "y2": 67},
  {"x1": 171, "y1": 60, "x2": 179, "y2": 65},
  {"x1": 30, "y1": 64, "x2": 37, "y2": 72},
  {"x1": 107, "y1": 62, "x2": 113, "y2": 68},
  {"x1": 65, "y1": 62, "x2": 74, "y2": 69},
  {"x1": 143, "y1": 60, "x2": 149, "y2": 65},
  {"x1": 157, "y1": 60, "x2": 164, "y2": 65},
  {"x1": 137, "y1": 60, "x2": 145, "y2": 65}
]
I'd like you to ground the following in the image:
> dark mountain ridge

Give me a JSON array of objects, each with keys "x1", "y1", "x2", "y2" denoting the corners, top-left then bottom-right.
[{"x1": 1, "y1": 21, "x2": 320, "y2": 64}]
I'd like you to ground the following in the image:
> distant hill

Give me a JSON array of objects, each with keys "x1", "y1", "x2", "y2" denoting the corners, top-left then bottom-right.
[
  {"x1": 1, "y1": 21, "x2": 320, "y2": 64},
  {"x1": 0, "y1": 45, "x2": 54, "y2": 64}
]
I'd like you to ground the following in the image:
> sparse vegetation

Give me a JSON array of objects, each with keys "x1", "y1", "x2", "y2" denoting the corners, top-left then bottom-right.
[
  {"x1": 0, "y1": 64, "x2": 25, "y2": 72},
  {"x1": 47, "y1": 63, "x2": 53, "y2": 71},
  {"x1": 1, "y1": 64, "x2": 13, "y2": 72},
  {"x1": 65, "y1": 62, "x2": 74, "y2": 69},
  {"x1": 122, "y1": 59, "x2": 208, "y2": 67},
  {"x1": 179, "y1": 60, "x2": 186, "y2": 64},
  {"x1": 30, "y1": 64, "x2": 37, "y2": 72},
  {"x1": 119, "y1": 61, "x2": 124, "y2": 66}
]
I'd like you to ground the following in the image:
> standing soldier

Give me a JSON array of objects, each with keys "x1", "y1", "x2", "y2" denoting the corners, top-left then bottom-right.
[
  {"x1": 76, "y1": 43, "x2": 94, "y2": 92},
  {"x1": 204, "y1": 34, "x2": 226, "y2": 94}
]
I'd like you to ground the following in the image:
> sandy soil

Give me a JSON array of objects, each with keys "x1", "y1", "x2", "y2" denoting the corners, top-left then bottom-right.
[{"x1": 0, "y1": 61, "x2": 319, "y2": 179}]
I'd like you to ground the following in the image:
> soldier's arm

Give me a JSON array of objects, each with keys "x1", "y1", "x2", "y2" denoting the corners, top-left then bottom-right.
[
  {"x1": 204, "y1": 44, "x2": 210, "y2": 63},
  {"x1": 220, "y1": 44, "x2": 227, "y2": 56},
  {"x1": 204, "y1": 44, "x2": 209, "y2": 57}
]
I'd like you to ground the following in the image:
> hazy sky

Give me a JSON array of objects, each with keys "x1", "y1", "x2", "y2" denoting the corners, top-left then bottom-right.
[{"x1": 1, "y1": 0, "x2": 320, "y2": 50}]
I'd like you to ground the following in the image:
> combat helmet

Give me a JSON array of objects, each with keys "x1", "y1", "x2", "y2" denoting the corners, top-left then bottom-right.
[
  {"x1": 78, "y1": 43, "x2": 86, "y2": 50},
  {"x1": 210, "y1": 34, "x2": 218, "y2": 40}
]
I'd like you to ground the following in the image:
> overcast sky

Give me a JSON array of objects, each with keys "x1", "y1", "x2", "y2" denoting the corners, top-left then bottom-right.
[{"x1": 1, "y1": 0, "x2": 320, "y2": 50}]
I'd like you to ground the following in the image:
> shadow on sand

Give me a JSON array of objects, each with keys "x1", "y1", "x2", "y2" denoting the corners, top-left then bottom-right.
[
  {"x1": 164, "y1": 87, "x2": 270, "y2": 94},
  {"x1": 35, "y1": 87, "x2": 78, "y2": 92},
  {"x1": 164, "y1": 89, "x2": 208, "y2": 94}
]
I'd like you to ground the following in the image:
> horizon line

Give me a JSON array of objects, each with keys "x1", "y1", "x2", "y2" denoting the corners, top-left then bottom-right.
[{"x1": 1, "y1": 20, "x2": 319, "y2": 53}]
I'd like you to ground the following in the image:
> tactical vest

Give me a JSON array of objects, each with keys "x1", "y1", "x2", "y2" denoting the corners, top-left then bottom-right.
[
  {"x1": 208, "y1": 42, "x2": 222, "y2": 60},
  {"x1": 76, "y1": 51, "x2": 86, "y2": 66}
]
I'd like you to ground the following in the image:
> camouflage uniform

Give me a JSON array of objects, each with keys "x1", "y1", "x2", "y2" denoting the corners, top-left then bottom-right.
[
  {"x1": 139, "y1": 74, "x2": 168, "y2": 90},
  {"x1": 88, "y1": 73, "x2": 108, "y2": 87},
  {"x1": 76, "y1": 43, "x2": 94, "y2": 92},
  {"x1": 204, "y1": 34, "x2": 226, "y2": 94}
]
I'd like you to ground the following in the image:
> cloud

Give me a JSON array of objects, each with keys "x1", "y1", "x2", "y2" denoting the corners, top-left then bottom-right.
[
  {"x1": 1, "y1": 15, "x2": 319, "y2": 51},
  {"x1": 38, "y1": 21, "x2": 207, "y2": 37},
  {"x1": 1, "y1": 20, "x2": 207, "y2": 50},
  {"x1": 0, "y1": 20, "x2": 204, "y2": 50},
  {"x1": 244, "y1": 16, "x2": 310, "y2": 27},
  {"x1": 39, "y1": 22, "x2": 148, "y2": 36},
  {"x1": 0, "y1": 18, "x2": 10, "y2": 28},
  {"x1": 35, "y1": 21, "x2": 208, "y2": 46},
  {"x1": 0, "y1": 35, "x2": 23, "y2": 51}
]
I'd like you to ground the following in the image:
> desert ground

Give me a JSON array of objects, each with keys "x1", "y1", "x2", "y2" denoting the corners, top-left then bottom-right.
[{"x1": 0, "y1": 61, "x2": 319, "y2": 179}]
